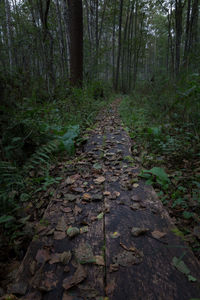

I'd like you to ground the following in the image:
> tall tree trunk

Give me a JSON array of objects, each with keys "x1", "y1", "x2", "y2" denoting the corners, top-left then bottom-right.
[
  {"x1": 112, "y1": 0, "x2": 117, "y2": 87},
  {"x1": 121, "y1": 0, "x2": 130, "y2": 93},
  {"x1": 175, "y1": 0, "x2": 183, "y2": 78},
  {"x1": 183, "y1": 0, "x2": 191, "y2": 68},
  {"x1": 56, "y1": 0, "x2": 66, "y2": 77},
  {"x1": 115, "y1": 0, "x2": 123, "y2": 91},
  {"x1": 95, "y1": 0, "x2": 99, "y2": 75},
  {"x1": 4, "y1": 0, "x2": 12, "y2": 72},
  {"x1": 68, "y1": 0, "x2": 83, "y2": 87}
]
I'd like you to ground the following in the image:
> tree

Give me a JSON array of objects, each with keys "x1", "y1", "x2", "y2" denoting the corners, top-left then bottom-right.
[{"x1": 68, "y1": 0, "x2": 83, "y2": 87}]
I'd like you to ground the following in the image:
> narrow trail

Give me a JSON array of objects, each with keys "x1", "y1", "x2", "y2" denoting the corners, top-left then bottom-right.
[{"x1": 5, "y1": 100, "x2": 200, "y2": 300}]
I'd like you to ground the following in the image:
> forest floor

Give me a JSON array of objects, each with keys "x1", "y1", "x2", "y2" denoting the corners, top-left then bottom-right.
[{"x1": 1, "y1": 99, "x2": 200, "y2": 300}]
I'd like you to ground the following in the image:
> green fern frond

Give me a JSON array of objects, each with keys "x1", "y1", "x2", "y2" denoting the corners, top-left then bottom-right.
[{"x1": 24, "y1": 140, "x2": 58, "y2": 171}]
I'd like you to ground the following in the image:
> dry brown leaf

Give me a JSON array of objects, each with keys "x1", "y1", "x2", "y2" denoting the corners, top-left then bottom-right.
[
  {"x1": 103, "y1": 191, "x2": 111, "y2": 196},
  {"x1": 35, "y1": 249, "x2": 50, "y2": 264},
  {"x1": 82, "y1": 193, "x2": 92, "y2": 201},
  {"x1": 56, "y1": 216, "x2": 67, "y2": 232},
  {"x1": 94, "y1": 176, "x2": 106, "y2": 184},
  {"x1": 109, "y1": 264, "x2": 119, "y2": 273},
  {"x1": 120, "y1": 242, "x2": 137, "y2": 252},
  {"x1": 54, "y1": 231, "x2": 66, "y2": 240},
  {"x1": 49, "y1": 253, "x2": 60, "y2": 264},
  {"x1": 39, "y1": 271, "x2": 58, "y2": 292},
  {"x1": 62, "y1": 265, "x2": 87, "y2": 290},
  {"x1": 61, "y1": 207, "x2": 72, "y2": 213},
  {"x1": 94, "y1": 255, "x2": 105, "y2": 266},
  {"x1": 151, "y1": 230, "x2": 166, "y2": 239},
  {"x1": 133, "y1": 183, "x2": 139, "y2": 188},
  {"x1": 74, "y1": 205, "x2": 82, "y2": 216},
  {"x1": 131, "y1": 227, "x2": 149, "y2": 237}
]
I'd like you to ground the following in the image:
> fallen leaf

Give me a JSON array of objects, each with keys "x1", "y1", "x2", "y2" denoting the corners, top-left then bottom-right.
[
  {"x1": 62, "y1": 265, "x2": 87, "y2": 290},
  {"x1": 74, "y1": 205, "x2": 82, "y2": 215},
  {"x1": 130, "y1": 203, "x2": 140, "y2": 210},
  {"x1": 60, "y1": 251, "x2": 72, "y2": 265},
  {"x1": 80, "y1": 226, "x2": 89, "y2": 234},
  {"x1": 35, "y1": 249, "x2": 50, "y2": 264},
  {"x1": 113, "y1": 191, "x2": 120, "y2": 197},
  {"x1": 172, "y1": 257, "x2": 190, "y2": 275},
  {"x1": 94, "y1": 176, "x2": 106, "y2": 184},
  {"x1": 65, "y1": 174, "x2": 80, "y2": 185},
  {"x1": 110, "y1": 231, "x2": 120, "y2": 239},
  {"x1": 94, "y1": 255, "x2": 105, "y2": 266},
  {"x1": 83, "y1": 193, "x2": 92, "y2": 201},
  {"x1": 61, "y1": 207, "x2": 72, "y2": 213},
  {"x1": 64, "y1": 194, "x2": 77, "y2": 202},
  {"x1": 75, "y1": 243, "x2": 94, "y2": 264},
  {"x1": 92, "y1": 193, "x2": 103, "y2": 201},
  {"x1": 131, "y1": 195, "x2": 140, "y2": 201},
  {"x1": 93, "y1": 163, "x2": 102, "y2": 170},
  {"x1": 54, "y1": 231, "x2": 66, "y2": 240},
  {"x1": 67, "y1": 227, "x2": 79, "y2": 238},
  {"x1": 188, "y1": 275, "x2": 197, "y2": 282},
  {"x1": 103, "y1": 191, "x2": 111, "y2": 196},
  {"x1": 71, "y1": 187, "x2": 84, "y2": 193},
  {"x1": 151, "y1": 230, "x2": 166, "y2": 239},
  {"x1": 131, "y1": 227, "x2": 149, "y2": 237},
  {"x1": 133, "y1": 183, "x2": 139, "y2": 188},
  {"x1": 120, "y1": 242, "x2": 138, "y2": 252},
  {"x1": 113, "y1": 250, "x2": 143, "y2": 267},
  {"x1": 56, "y1": 216, "x2": 67, "y2": 232},
  {"x1": 97, "y1": 212, "x2": 104, "y2": 220},
  {"x1": 109, "y1": 264, "x2": 119, "y2": 272},
  {"x1": 39, "y1": 271, "x2": 58, "y2": 292},
  {"x1": 49, "y1": 253, "x2": 60, "y2": 264}
]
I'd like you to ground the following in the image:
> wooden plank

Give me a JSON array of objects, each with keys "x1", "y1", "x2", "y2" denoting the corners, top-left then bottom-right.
[
  {"x1": 12, "y1": 154, "x2": 105, "y2": 300},
  {"x1": 104, "y1": 133, "x2": 200, "y2": 299}
]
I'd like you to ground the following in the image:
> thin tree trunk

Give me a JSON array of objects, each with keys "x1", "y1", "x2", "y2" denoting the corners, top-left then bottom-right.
[
  {"x1": 68, "y1": 0, "x2": 83, "y2": 87},
  {"x1": 115, "y1": 0, "x2": 123, "y2": 91},
  {"x1": 4, "y1": 0, "x2": 12, "y2": 72},
  {"x1": 175, "y1": 0, "x2": 183, "y2": 78},
  {"x1": 112, "y1": 0, "x2": 117, "y2": 87}
]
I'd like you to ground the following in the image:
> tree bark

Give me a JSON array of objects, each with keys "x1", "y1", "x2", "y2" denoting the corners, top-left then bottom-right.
[
  {"x1": 4, "y1": 0, "x2": 13, "y2": 72},
  {"x1": 175, "y1": 0, "x2": 183, "y2": 78},
  {"x1": 115, "y1": 0, "x2": 123, "y2": 91},
  {"x1": 68, "y1": 0, "x2": 83, "y2": 87}
]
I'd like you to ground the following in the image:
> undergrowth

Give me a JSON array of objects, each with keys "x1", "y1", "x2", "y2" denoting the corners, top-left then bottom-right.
[
  {"x1": 120, "y1": 74, "x2": 200, "y2": 258},
  {"x1": 0, "y1": 77, "x2": 111, "y2": 258}
]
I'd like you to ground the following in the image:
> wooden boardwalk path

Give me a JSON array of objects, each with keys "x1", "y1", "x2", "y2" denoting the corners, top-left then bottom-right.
[{"x1": 5, "y1": 100, "x2": 200, "y2": 300}]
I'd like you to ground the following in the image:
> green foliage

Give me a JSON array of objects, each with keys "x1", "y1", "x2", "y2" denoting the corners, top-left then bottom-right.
[
  {"x1": 120, "y1": 76, "x2": 200, "y2": 252},
  {"x1": 58, "y1": 125, "x2": 80, "y2": 155},
  {"x1": 140, "y1": 167, "x2": 170, "y2": 189},
  {"x1": 0, "y1": 80, "x2": 110, "y2": 247}
]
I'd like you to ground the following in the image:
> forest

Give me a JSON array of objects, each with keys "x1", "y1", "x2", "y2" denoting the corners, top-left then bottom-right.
[{"x1": 0, "y1": 0, "x2": 200, "y2": 298}]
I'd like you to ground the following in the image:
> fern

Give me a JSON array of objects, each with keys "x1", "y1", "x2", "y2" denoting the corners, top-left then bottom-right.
[{"x1": 24, "y1": 140, "x2": 59, "y2": 171}]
